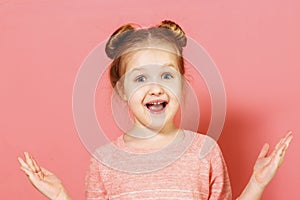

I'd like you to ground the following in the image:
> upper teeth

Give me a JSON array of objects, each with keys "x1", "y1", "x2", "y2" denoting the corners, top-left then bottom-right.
[{"x1": 151, "y1": 102, "x2": 163, "y2": 105}]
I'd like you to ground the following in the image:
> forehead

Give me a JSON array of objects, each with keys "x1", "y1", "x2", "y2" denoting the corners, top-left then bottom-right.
[{"x1": 124, "y1": 48, "x2": 179, "y2": 72}]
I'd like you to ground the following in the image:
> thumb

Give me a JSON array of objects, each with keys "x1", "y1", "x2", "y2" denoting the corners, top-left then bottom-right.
[{"x1": 257, "y1": 143, "x2": 270, "y2": 159}]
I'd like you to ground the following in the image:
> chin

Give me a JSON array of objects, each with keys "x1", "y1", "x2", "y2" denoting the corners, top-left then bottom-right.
[{"x1": 147, "y1": 118, "x2": 174, "y2": 132}]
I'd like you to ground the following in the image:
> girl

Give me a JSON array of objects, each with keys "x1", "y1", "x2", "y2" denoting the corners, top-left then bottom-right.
[{"x1": 18, "y1": 20, "x2": 293, "y2": 200}]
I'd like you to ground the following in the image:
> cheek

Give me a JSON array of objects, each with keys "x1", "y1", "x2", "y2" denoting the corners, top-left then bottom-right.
[
  {"x1": 123, "y1": 79, "x2": 145, "y2": 100},
  {"x1": 127, "y1": 87, "x2": 147, "y2": 106},
  {"x1": 164, "y1": 81, "x2": 183, "y2": 101},
  {"x1": 170, "y1": 94, "x2": 181, "y2": 110}
]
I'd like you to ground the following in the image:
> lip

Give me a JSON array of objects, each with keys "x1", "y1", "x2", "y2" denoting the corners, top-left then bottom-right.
[{"x1": 144, "y1": 99, "x2": 168, "y2": 114}]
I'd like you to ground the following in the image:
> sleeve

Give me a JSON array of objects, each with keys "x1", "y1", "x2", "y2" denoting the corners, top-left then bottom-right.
[
  {"x1": 208, "y1": 141, "x2": 232, "y2": 200},
  {"x1": 85, "y1": 157, "x2": 108, "y2": 200}
]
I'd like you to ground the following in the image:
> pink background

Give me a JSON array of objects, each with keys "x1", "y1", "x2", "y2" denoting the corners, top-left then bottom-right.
[{"x1": 1, "y1": 0, "x2": 299, "y2": 199}]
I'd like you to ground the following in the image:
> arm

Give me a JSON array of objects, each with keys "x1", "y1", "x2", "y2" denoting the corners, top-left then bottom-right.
[
  {"x1": 18, "y1": 152, "x2": 71, "y2": 200},
  {"x1": 237, "y1": 131, "x2": 293, "y2": 200}
]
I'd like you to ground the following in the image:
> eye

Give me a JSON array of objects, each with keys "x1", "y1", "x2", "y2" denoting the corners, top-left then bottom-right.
[
  {"x1": 135, "y1": 75, "x2": 146, "y2": 82},
  {"x1": 161, "y1": 72, "x2": 173, "y2": 80}
]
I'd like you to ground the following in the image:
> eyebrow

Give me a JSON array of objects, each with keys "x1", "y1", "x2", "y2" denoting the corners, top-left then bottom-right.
[
  {"x1": 162, "y1": 63, "x2": 176, "y2": 68},
  {"x1": 129, "y1": 63, "x2": 176, "y2": 72}
]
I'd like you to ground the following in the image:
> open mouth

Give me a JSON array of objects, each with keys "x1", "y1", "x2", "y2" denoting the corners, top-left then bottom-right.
[{"x1": 145, "y1": 100, "x2": 168, "y2": 113}]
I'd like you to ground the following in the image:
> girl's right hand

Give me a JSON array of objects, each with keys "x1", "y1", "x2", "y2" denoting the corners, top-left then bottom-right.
[{"x1": 18, "y1": 152, "x2": 71, "y2": 200}]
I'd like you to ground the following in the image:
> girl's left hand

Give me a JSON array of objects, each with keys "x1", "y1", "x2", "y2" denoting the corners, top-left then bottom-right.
[{"x1": 251, "y1": 131, "x2": 293, "y2": 189}]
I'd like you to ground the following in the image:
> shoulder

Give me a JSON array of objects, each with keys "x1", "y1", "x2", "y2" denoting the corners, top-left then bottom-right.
[
  {"x1": 184, "y1": 130, "x2": 221, "y2": 159},
  {"x1": 184, "y1": 130, "x2": 218, "y2": 148}
]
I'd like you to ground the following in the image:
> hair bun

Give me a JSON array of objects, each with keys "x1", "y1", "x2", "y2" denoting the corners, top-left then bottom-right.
[
  {"x1": 105, "y1": 24, "x2": 136, "y2": 59},
  {"x1": 158, "y1": 20, "x2": 187, "y2": 48}
]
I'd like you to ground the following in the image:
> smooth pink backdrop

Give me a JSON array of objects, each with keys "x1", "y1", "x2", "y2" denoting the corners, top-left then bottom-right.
[{"x1": 1, "y1": 0, "x2": 299, "y2": 199}]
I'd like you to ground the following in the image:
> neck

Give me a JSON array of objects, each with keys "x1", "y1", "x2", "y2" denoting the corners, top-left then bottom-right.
[{"x1": 126, "y1": 120, "x2": 178, "y2": 139}]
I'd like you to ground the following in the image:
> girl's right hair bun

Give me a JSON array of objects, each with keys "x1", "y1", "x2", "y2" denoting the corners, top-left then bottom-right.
[
  {"x1": 105, "y1": 24, "x2": 135, "y2": 59},
  {"x1": 158, "y1": 20, "x2": 187, "y2": 48}
]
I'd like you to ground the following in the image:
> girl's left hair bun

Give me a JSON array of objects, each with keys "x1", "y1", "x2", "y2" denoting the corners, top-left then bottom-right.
[{"x1": 158, "y1": 20, "x2": 187, "y2": 48}]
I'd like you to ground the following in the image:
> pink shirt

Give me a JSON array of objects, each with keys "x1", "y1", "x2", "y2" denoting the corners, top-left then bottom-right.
[{"x1": 85, "y1": 130, "x2": 232, "y2": 200}]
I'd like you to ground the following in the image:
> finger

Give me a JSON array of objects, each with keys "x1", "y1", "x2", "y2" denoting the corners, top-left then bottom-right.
[
  {"x1": 20, "y1": 165, "x2": 34, "y2": 177},
  {"x1": 19, "y1": 157, "x2": 44, "y2": 180},
  {"x1": 18, "y1": 157, "x2": 30, "y2": 169},
  {"x1": 272, "y1": 131, "x2": 293, "y2": 157},
  {"x1": 278, "y1": 134, "x2": 292, "y2": 163},
  {"x1": 283, "y1": 133, "x2": 293, "y2": 148},
  {"x1": 29, "y1": 154, "x2": 40, "y2": 172},
  {"x1": 18, "y1": 158, "x2": 33, "y2": 173},
  {"x1": 32, "y1": 162, "x2": 44, "y2": 179},
  {"x1": 278, "y1": 143, "x2": 289, "y2": 167},
  {"x1": 31, "y1": 159, "x2": 44, "y2": 179},
  {"x1": 285, "y1": 130, "x2": 293, "y2": 138},
  {"x1": 40, "y1": 167, "x2": 54, "y2": 176},
  {"x1": 258, "y1": 143, "x2": 270, "y2": 159},
  {"x1": 274, "y1": 138, "x2": 283, "y2": 151},
  {"x1": 27, "y1": 153, "x2": 45, "y2": 179},
  {"x1": 272, "y1": 135, "x2": 287, "y2": 157},
  {"x1": 275, "y1": 141, "x2": 286, "y2": 156},
  {"x1": 20, "y1": 166, "x2": 42, "y2": 188},
  {"x1": 273, "y1": 142, "x2": 287, "y2": 165},
  {"x1": 31, "y1": 156, "x2": 42, "y2": 175},
  {"x1": 279, "y1": 146, "x2": 287, "y2": 160},
  {"x1": 24, "y1": 152, "x2": 36, "y2": 172},
  {"x1": 272, "y1": 139, "x2": 287, "y2": 163},
  {"x1": 36, "y1": 171, "x2": 44, "y2": 179},
  {"x1": 271, "y1": 139, "x2": 283, "y2": 158},
  {"x1": 280, "y1": 131, "x2": 293, "y2": 147}
]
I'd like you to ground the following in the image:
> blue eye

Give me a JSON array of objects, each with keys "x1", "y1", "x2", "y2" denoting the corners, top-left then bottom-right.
[
  {"x1": 162, "y1": 73, "x2": 173, "y2": 80},
  {"x1": 135, "y1": 76, "x2": 146, "y2": 82}
]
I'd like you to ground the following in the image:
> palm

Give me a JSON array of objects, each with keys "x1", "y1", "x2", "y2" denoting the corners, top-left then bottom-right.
[
  {"x1": 252, "y1": 132, "x2": 293, "y2": 188},
  {"x1": 30, "y1": 168, "x2": 63, "y2": 198},
  {"x1": 18, "y1": 152, "x2": 68, "y2": 200}
]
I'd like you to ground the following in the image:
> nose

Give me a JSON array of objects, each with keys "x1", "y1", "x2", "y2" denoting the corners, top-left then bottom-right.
[{"x1": 148, "y1": 84, "x2": 164, "y2": 96}]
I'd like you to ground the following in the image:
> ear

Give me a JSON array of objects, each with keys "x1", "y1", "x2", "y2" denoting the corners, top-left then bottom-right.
[{"x1": 116, "y1": 81, "x2": 127, "y2": 101}]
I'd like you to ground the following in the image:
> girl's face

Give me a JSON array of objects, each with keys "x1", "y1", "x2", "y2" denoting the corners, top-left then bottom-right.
[{"x1": 118, "y1": 47, "x2": 183, "y2": 133}]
